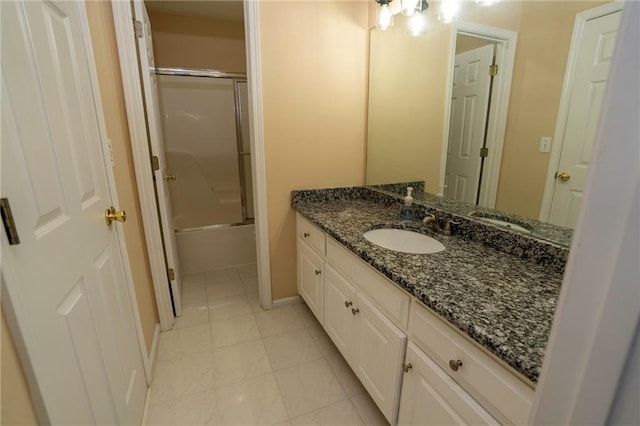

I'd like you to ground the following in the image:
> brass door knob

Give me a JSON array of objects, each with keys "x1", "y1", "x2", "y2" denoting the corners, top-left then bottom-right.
[
  {"x1": 344, "y1": 300, "x2": 353, "y2": 308},
  {"x1": 315, "y1": 269, "x2": 322, "y2": 276},
  {"x1": 105, "y1": 206, "x2": 127, "y2": 227},
  {"x1": 351, "y1": 308, "x2": 360, "y2": 316},
  {"x1": 402, "y1": 363, "x2": 413, "y2": 373},
  {"x1": 556, "y1": 172, "x2": 570, "y2": 182},
  {"x1": 165, "y1": 173, "x2": 177, "y2": 181}
]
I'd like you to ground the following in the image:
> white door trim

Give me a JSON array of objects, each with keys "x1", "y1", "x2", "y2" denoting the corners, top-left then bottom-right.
[
  {"x1": 439, "y1": 21, "x2": 517, "y2": 208},
  {"x1": 111, "y1": 1, "x2": 273, "y2": 315},
  {"x1": 111, "y1": 1, "x2": 175, "y2": 332},
  {"x1": 244, "y1": 0, "x2": 273, "y2": 310},
  {"x1": 538, "y1": 1, "x2": 624, "y2": 221},
  {"x1": 531, "y1": 1, "x2": 637, "y2": 423}
]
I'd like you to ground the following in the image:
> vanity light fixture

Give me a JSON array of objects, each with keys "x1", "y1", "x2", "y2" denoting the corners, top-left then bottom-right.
[
  {"x1": 401, "y1": 0, "x2": 421, "y2": 16},
  {"x1": 408, "y1": 0, "x2": 429, "y2": 36},
  {"x1": 438, "y1": 0, "x2": 461, "y2": 23},
  {"x1": 476, "y1": 0, "x2": 500, "y2": 6},
  {"x1": 376, "y1": 0, "x2": 395, "y2": 30},
  {"x1": 376, "y1": 0, "x2": 429, "y2": 34}
]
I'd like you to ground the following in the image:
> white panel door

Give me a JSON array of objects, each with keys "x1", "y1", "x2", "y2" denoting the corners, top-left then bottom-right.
[
  {"x1": 352, "y1": 293, "x2": 407, "y2": 424},
  {"x1": 548, "y1": 11, "x2": 622, "y2": 228},
  {"x1": 132, "y1": 0, "x2": 183, "y2": 315},
  {"x1": 297, "y1": 241, "x2": 324, "y2": 323},
  {"x1": 445, "y1": 44, "x2": 494, "y2": 204},
  {"x1": 398, "y1": 343, "x2": 497, "y2": 426},
  {"x1": 1, "y1": 1, "x2": 146, "y2": 423},
  {"x1": 323, "y1": 264, "x2": 358, "y2": 360}
]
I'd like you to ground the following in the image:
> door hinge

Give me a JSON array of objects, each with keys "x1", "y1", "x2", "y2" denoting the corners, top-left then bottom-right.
[
  {"x1": 1, "y1": 198, "x2": 20, "y2": 245},
  {"x1": 489, "y1": 64, "x2": 498, "y2": 76},
  {"x1": 133, "y1": 19, "x2": 143, "y2": 38},
  {"x1": 168, "y1": 268, "x2": 175, "y2": 281},
  {"x1": 151, "y1": 155, "x2": 160, "y2": 171},
  {"x1": 480, "y1": 147, "x2": 489, "y2": 158}
]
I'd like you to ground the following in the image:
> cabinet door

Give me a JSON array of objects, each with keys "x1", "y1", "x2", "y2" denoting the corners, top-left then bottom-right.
[
  {"x1": 297, "y1": 240, "x2": 324, "y2": 323},
  {"x1": 398, "y1": 342, "x2": 498, "y2": 426},
  {"x1": 352, "y1": 293, "x2": 407, "y2": 424},
  {"x1": 324, "y1": 264, "x2": 358, "y2": 361}
]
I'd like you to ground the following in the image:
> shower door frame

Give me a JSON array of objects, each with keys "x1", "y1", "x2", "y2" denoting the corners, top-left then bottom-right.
[{"x1": 155, "y1": 67, "x2": 254, "y2": 226}]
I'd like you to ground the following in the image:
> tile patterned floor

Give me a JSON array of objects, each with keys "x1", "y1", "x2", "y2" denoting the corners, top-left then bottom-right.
[{"x1": 146, "y1": 265, "x2": 389, "y2": 425}]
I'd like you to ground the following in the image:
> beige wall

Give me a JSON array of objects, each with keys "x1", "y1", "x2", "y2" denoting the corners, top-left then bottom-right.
[
  {"x1": 367, "y1": 1, "x2": 607, "y2": 219},
  {"x1": 1, "y1": 311, "x2": 39, "y2": 425},
  {"x1": 149, "y1": 12, "x2": 246, "y2": 72},
  {"x1": 86, "y1": 0, "x2": 159, "y2": 354},
  {"x1": 260, "y1": 1, "x2": 370, "y2": 299}
]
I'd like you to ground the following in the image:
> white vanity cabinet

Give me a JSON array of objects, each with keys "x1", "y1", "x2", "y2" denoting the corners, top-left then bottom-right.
[
  {"x1": 398, "y1": 342, "x2": 498, "y2": 425},
  {"x1": 323, "y1": 264, "x2": 357, "y2": 358},
  {"x1": 405, "y1": 302, "x2": 534, "y2": 425},
  {"x1": 351, "y1": 292, "x2": 406, "y2": 423},
  {"x1": 295, "y1": 213, "x2": 535, "y2": 426},
  {"x1": 296, "y1": 215, "x2": 326, "y2": 323}
]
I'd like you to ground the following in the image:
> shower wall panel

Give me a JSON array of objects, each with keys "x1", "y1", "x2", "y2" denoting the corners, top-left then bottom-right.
[{"x1": 157, "y1": 75, "x2": 243, "y2": 228}]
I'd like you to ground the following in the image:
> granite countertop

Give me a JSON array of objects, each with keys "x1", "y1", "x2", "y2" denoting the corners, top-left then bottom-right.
[{"x1": 292, "y1": 195, "x2": 564, "y2": 384}]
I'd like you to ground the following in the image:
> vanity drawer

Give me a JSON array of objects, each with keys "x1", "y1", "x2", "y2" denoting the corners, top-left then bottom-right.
[
  {"x1": 296, "y1": 214, "x2": 326, "y2": 256},
  {"x1": 326, "y1": 237, "x2": 410, "y2": 330},
  {"x1": 408, "y1": 302, "x2": 534, "y2": 425}
]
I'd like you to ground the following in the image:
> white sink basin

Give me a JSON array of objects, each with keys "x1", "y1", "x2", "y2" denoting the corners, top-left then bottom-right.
[{"x1": 363, "y1": 228, "x2": 445, "y2": 254}]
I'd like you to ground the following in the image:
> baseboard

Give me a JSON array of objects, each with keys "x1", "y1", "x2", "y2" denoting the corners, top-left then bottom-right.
[
  {"x1": 149, "y1": 323, "x2": 161, "y2": 379},
  {"x1": 272, "y1": 295, "x2": 302, "y2": 309}
]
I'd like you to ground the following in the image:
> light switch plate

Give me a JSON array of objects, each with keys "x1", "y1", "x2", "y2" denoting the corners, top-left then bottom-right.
[{"x1": 540, "y1": 137, "x2": 552, "y2": 153}]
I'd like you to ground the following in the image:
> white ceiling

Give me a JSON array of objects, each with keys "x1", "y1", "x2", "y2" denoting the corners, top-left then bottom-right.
[{"x1": 144, "y1": 1, "x2": 244, "y2": 23}]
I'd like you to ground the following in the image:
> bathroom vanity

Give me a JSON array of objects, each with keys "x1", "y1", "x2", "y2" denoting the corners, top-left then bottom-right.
[{"x1": 292, "y1": 186, "x2": 568, "y2": 425}]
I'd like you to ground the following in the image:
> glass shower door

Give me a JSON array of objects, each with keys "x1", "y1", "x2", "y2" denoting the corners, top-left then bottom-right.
[{"x1": 236, "y1": 80, "x2": 254, "y2": 221}]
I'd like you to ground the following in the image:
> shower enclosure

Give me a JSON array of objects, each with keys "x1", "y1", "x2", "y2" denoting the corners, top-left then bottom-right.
[{"x1": 156, "y1": 68, "x2": 256, "y2": 273}]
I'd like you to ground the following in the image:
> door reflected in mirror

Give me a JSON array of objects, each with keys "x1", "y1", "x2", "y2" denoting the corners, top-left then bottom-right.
[{"x1": 366, "y1": 1, "x2": 623, "y2": 230}]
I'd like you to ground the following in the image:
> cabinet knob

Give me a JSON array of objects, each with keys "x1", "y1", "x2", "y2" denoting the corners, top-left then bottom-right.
[
  {"x1": 402, "y1": 363, "x2": 413, "y2": 373},
  {"x1": 315, "y1": 269, "x2": 321, "y2": 276},
  {"x1": 449, "y1": 359, "x2": 463, "y2": 372},
  {"x1": 303, "y1": 232, "x2": 310, "y2": 238},
  {"x1": 351, "y1": 308, "x2": 360, "y2": 316},
  {"x1": 344, "y1": 300, "x2": 353, "y2": 308}
]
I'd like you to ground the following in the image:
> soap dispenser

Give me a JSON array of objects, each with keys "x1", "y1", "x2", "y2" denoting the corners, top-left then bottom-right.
[{"x1": 399, "y1": 187, "x2": 416, "y2": 221}]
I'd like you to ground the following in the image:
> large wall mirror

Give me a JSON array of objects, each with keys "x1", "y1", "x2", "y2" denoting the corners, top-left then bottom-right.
[{"x1": 367, "y1": 0, "x2": 623, "y2": 231}]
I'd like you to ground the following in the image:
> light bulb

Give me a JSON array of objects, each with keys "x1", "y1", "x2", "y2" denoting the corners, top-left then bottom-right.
[
  {"x1": 401, "y1": 0, "x2": 420, "y2": 16},
  {"x1": 439, "y1": 0, "x2": 460, "y2": 23},
  {"x1": 377, "y1": 4, "x2": 394, "y2": 30},
  {"x1": 408, "y1": 12, "x2": 427, "y2": 36}
]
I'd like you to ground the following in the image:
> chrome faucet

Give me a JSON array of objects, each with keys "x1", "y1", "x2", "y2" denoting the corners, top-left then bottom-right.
[{"x1": 422, "y1": 214, "x2": 459, "y2": 236}]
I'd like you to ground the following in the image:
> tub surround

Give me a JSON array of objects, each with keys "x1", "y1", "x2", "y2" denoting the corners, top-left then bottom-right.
[{"x1": 291, "y1": 186, "x2": 567, "y2": 383}]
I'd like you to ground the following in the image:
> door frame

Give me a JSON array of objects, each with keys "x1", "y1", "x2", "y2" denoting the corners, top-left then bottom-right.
[
  {"x1": 1, "y1": 1, "x2": 152, "y2": 421},
  {"x1": 531, "y1": 1, "x2": 637, "y2": 422},
  {"x1": 439, "y1": 21, "x2": 518, "y2": 208},
  {"x1": 111, "y1": 1, "x2": 175, "y2": 332},
  {"x1": 111, "y1": 0, "x2": 273, "y2": 326},
  {"x1": 538, "y1": 1, "x2": 624, "y2": 221}
]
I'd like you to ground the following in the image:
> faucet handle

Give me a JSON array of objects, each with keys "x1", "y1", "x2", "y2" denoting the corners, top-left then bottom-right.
[
  {"x1": 422, "y1": 214, "x2": 436, "y2": 223},
  {"x1": 443, "y1": 219, "x2": 460, "y2": 236}
]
